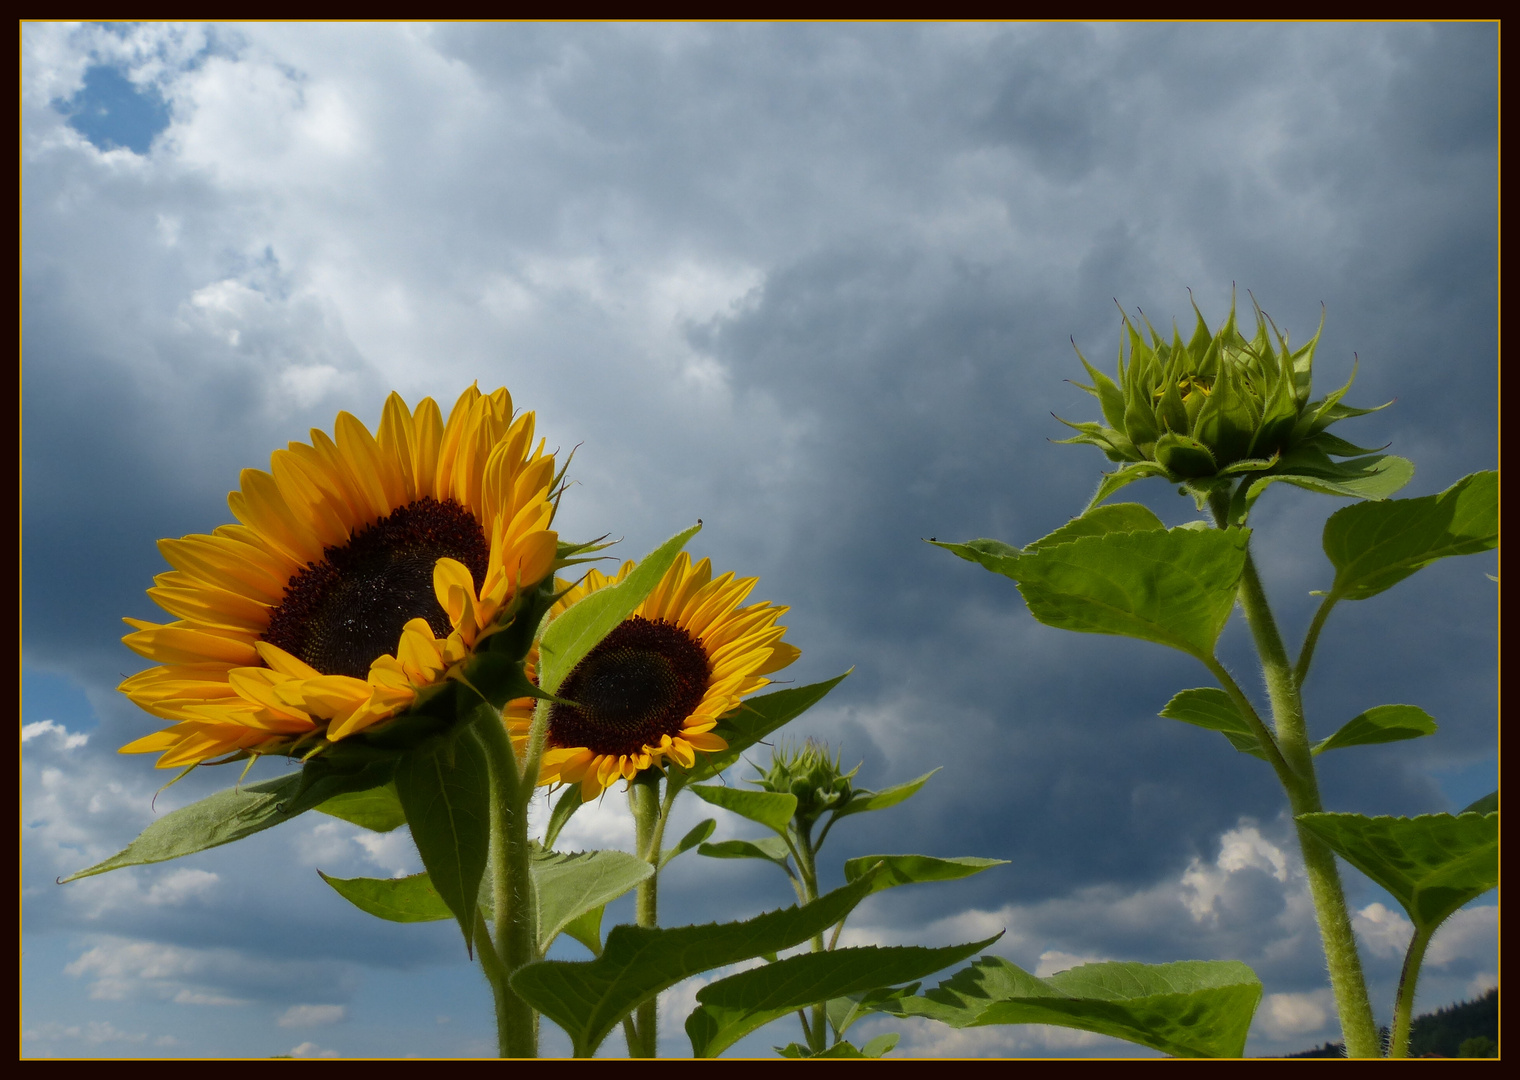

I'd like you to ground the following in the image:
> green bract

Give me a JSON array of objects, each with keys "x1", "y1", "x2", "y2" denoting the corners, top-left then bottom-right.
[
  {"x1": 751, "y1": 738, "x2": 860, "y2": 828},
  {"x1": 1060, "y1": 295, "x2": 1411, "y2": 518}
]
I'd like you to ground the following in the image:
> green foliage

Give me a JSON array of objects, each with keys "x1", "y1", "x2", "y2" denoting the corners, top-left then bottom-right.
[
  {"x1": 1159, "y1": 687, "x2": 1268, "y2": 759},
  {"x1": 831, "y1": 769, "x2": 940, "y2": 820},
  {"x1": 1295, "y1": 811, "x2": 1498, "y2": 931},
  {"x1": 686, "y1": 936, "x2": 999, "y2": 1057},
  {"x1": 1007, "y1": 526, "x2": 1250, "y2": 662},
  {"x1": 689, "y1": 784, "x2": 798, "y2": 833},
  {"x1": 660, "y1": 818, "x2": 716, "y2": 869},
  {"x1": 392, "y1": 726, "x2": 491, "y2": 952},
  {"x1": 1312, "y1": 705, "x2": 1437, "y2": 756},
  {"x1": 62, "y1": 771, "x2": 306, "y2": 882},
  {"x1": 696, "y1": 835, "x2": 792, "y2": 869},
  {"x1": 777, "y1": 1033, "x2": 900, "y2": 1058},
  {"x1": 536, "y1": 523, "x2": 701, "y2": 694},
  {"x1": 315, "y1": 782, "x2": 406, "y2": 832},
  {"x1": 1322, "y1": 471, "x2": 1498, "y2": 603},
  {"x1": 319, "y1": 871, "x2": 452, "y2": 922},
  {"x1": 841, "y1": 854, "x2": 1009, "y2": 896},
  {"x1": 883, "y1": 956, "x2": 1263, "y2": 1058},
  {"x1": 510, "y1": 869, "x2": 884, "y2": 1057}
]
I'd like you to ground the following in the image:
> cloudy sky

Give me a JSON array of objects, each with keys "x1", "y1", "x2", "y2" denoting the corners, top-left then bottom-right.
[{"x1": 22, "y1": 22, "x2": 1497, "y2": 1059}]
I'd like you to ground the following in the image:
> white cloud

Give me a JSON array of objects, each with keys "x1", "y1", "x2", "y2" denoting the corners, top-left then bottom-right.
[
  {"x1": 21, "y1": 719, "x2": 89, "y2": 749},
  {"x1": 1034, "y1": 950, "x2": 1111, "y2": 978},
  {"x1": 1257, "y1": 989, "x2": 1335, "y2": 1040},
  {"x1": 1353, "y1": 901, "x2": 1413, "y2": 959},
  {"x1": 1180, "y1": 824, "x2": 1292, "y2": 922},
  {"x1": 288, "y1": 1040, "x2": 341, "y2": 1058},
  {"x1": 1425, "y1": 904, "x2": 1497, "y2": 968},
  {"x1": 61, "y1": 934, "x2": 338, "y2": 1010},
  {"x1": 278, "y1": 1004, "x2": 347, "y2": 1028}
]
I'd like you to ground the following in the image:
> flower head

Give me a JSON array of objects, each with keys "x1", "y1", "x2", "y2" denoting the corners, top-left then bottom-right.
[
  {"x1": 514, "y1": 553, "x2": 799, "y2": 802},
  {"x1": 119, "y1": 386, "x2": 558, "y2": 768},
  {"x1": 752, "y1": 738, "x2": 859, "y2": 829},
  {"x1": 1060, "y1": 294, "x2": 1404, "y2": 516}
]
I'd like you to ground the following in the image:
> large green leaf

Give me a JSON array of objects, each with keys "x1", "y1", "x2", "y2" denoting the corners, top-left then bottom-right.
[
  {"x1": 1159, "y1": 688, "x2": 1267, "y2": 760},
  {"x1": 686, "y1": 936, "x2": 999, "y2": 1057},
  {"x1": 532, "y1": 848, "x2": 653, "y2": 954},
  {"x1": 930, "y1": 538, "x2": 1021, "y2": 578},
  {"x1": 689, "y1": 785, "x2": 797, "y2": 833},
  {"x1": 832, "y1": 769, "x2": 939, "y2": 820},
  {"x1": 1322, "y1": 471, "x2": 1498, "y2": 603},
  {"x1": 882, "y1": 956, "x2": 1262, "y2": 1059},
  {"x1": 318, "y1": 871, "x2": 452, "y2": 922},
  {"x1": 1295, "y1": 812, "x2": 1498, "y2": 930},
  {"x1": 509, "y1": 869, "x2": 882, "y2": 1057},
  {"x1": 392, "y1": 728, "x2": 491, "y2": 952},
  {"x1": 315, "y1": 782, "x2": 406, "y2": 833},
  {"x1": 62, "y1": 771, "x2": 305, "y2": 882},
  {"x1": 932, "y1": 504, "x2": 1166, "y2": 583},
  {"x1": 841, "y1": 854, "x2": 1007, "y2": 896},
  {"x1": 667, "y1": 674, "x2": 850, "y2": 789},
  {"x1": 536, "y1": 524, "x2": 701, "y2": 694},
  {"x1": 1312, "y1": 705, "x2": 1437, "y2": 756},
  {"x1": 1013, "y1": 527, "x2": 1250, "y2": 661}
]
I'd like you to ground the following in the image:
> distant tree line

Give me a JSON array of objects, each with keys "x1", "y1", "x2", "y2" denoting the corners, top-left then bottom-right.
[{"x1": 1285, "y1": 989, "x2": 1497, "y2": 1058}]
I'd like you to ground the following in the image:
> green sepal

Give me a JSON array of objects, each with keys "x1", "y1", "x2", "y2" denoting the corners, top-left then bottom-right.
[
  {"x1": 1077, "y1": 348, "x2": 1129, "y2": 431},
  {"x1": 686, "y1": 935, "x2": 1000, "y2": 1058},
  {"x1": 1311, "y1": 705, "x2": 1437, "y2": 755},
  {"x1": 510, "y1": 866, "x2": 886, "y2": 1057},
  {"x1": 1087, "y1": 461, "x2": 1173, "y2": 510},
  {"x1": 1295, "y1": 811, "x2": 1497, "y2": 932},
  {"x1": 1159, "y1": 688, "x2": 1270, "y2": 760},
  {"x1": 1153, "y1": 432, "x2": 1217, "y2": 479},
  {"x1": 880, "y1": 956, "x2": 1263, "y2": 1059}
]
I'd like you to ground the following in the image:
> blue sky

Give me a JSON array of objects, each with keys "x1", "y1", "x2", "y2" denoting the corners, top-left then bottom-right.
[{"x1": 22, "y1": 23, "x2": 1497, "y2": 1059}]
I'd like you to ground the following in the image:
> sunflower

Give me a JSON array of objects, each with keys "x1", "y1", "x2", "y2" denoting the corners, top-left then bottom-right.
[
  {"x1": 507, "y1": 552, "x2": 800, "y2": 802},
  {"x1": 118, "y1": 386, "x2": 559, "y2": 769}
]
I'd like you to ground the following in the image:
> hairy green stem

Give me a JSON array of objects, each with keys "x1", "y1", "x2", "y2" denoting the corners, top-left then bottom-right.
[
  {"x1": 1294, "y1": 594, "x2": 1339, "y2": 689},
  {"x1": 476, "y1": 713, "x2": 538, "y2": 1058},
  {"x1": 1210, "y1": 491, "x2": 1379, "y2": 1058},
  {"x1": 1388, "y1": 924, "x2": 1434, "y2": 1059},
  {"x1": 629, "y1": 776, "x2": 664, "y2": 1058}
]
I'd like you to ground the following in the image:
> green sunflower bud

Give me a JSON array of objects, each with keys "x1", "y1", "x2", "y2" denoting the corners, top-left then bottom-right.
[
  {"x1": 752, "y1": 738, "x2": 859, "y2": 829},
  {"x1": 1059, "y1": 293, "x2": 1413, "y2": 520}
]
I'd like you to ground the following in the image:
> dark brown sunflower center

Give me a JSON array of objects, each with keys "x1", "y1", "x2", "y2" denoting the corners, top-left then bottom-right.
[
  {"x1": 549, "y1": 616, "x2": 711, "y2": 758},
  {"x1": 262, "y1": 497, "x2": 490, "y2": 679}
]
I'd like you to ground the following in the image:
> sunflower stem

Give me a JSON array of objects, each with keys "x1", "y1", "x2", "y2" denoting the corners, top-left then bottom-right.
[
  {"x1": 1388, "y1": 922, "x2": 1434, "y2": 1058},
  {"x1": 629, "y1": 773, "x2": 664, "y2": 1058},
  {"x1": 476, "y1": 708, "x2": 539, "y2": 1059},
  {"x1": 1208, "y1": 490, "x2": 1379, "y2": 1059}
]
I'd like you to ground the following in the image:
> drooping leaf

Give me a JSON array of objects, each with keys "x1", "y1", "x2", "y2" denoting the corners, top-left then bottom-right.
[
  {"x1": 62, "y1": 771, "x2": 305, "y2": 882},
  {"x1": 510, "y1": 869, "x2": 882, "y2": 1057},
  {"x1": 1013, "y1": 527, "x2": 1250, "y2": 662},
  {"x1": 1242, "y1": 452, "x2": 1415, "y2": 514},
  {"x1": 687, "y1": 936, "x2": 999, "y2": 1058},
  {"x1": 929, "y1": 537, "x2": 1021, "y2": 579},
  {"x1": 667, "y1": 674, "x2": 850, "y2": 789},
  {"x1": 560, "y1": 905, "x2": 604, "y2": 956},
  {"x1": 392, "y1": 728, "x2": 491, "y2": 952},
  {"x1": 1024, "y1": 504, "x2": 1166, "y2": 552},
  {"x1": 859, "y1": 1032, "x2": 901, "y2": 1058},
  {"x1": 1322, "y1": 471, "x2": 1498, "y2": 603},
  {"x1": 1312, "y1": 705, "x2": 1438, "y2": 755},
  {"x1": 841, "y1": 854, "x2": 1007, "y2": 896},
  {"x1": 689, "y1": 785, "x2": 797, "y2": 833},
  {"x1": 536, "y1": 523, "x2": 702, "y2": 694},
  {"x1": 660, "y1": 818, "x2": 716, "y2": 869},
  {"x1": 881, "y1": 956, "x2": 1262, "y2": 1059},
  {"x1": 1087, "y1": 461, "x2": 1174, "y2": 511},
  {"x1": 1159, "y1": 688, "x2": 1267, "y2": 760},
  {"x1": 1295, "y1": 812, "x2": 1498, "y2": 930},
  {"x1": 697, "y1": 836, "x2": 793, "y2": 868},
  {"x1": 826, "y1": 984, "x2": 920, "y2": 1040},
  {"x1": 832, "y1": 769, "x2": 940, "y2": 819},
  {"x1": 318, "y1": 871, "x2": 452, "y2": 922},
  {"x1": 531, "y1": 848, "x2": 653, "y2": 954},
  {"x1": 315, "y1": 782, "x2": 406, "y2": 833}
]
